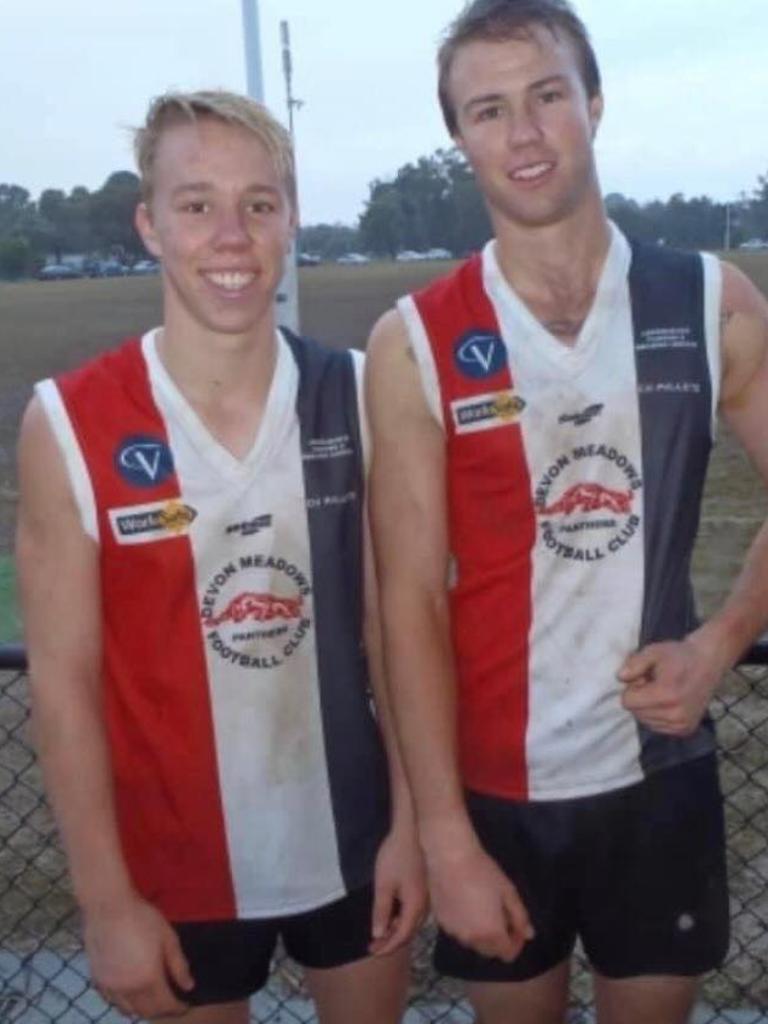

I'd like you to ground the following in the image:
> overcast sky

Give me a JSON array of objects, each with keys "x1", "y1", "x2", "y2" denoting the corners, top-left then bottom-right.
[{"x1": 2, "y1": 1, "x2": 765, "y2": 225}]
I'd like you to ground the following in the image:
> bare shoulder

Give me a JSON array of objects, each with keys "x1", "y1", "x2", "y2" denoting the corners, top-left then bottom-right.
[
  {"x1": 366, "y1": 307, "x2": 411, "y2": 365},
  {"x1": 18, "y1": 395, "x2": 58, "y2": 493},
  {"x1": 17, "y1": 394, "x2": 81, "y2": 536},
  {"x1": 365, "y1": 307, "x2": 435, "y2": 430},
  {"x1": 17, "y1": 395, "x2": 101, "y2": 677},
  {"x1": 721, "y1": 259, "x2": 768, "y2": 318},
  {"x1": 718, "y1": 260, "x2": 768, "y2": 408}
]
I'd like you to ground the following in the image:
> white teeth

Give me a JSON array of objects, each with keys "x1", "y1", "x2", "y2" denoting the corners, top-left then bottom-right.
[
  {"x1": 512, "y1": 163, "x2": 552, "y2": 181},
  {"x1": 206, "y1": 271, "x2": 255, "y2": 291}
]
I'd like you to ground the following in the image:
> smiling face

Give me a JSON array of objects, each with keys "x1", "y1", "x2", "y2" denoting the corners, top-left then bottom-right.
[
  {"x1": 135, "y1": 115, "x2": 295, "y2": 341},
  {"x1": 448, "y1": 24, "x2": 603, "y2": 231}
]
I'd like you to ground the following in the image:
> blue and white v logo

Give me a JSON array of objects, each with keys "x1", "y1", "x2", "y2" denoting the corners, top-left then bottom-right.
[{"x1": 454, "y1": 331, "x2": 508, "y2": 379}]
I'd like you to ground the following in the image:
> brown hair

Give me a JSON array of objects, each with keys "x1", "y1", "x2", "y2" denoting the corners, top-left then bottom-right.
[
  {"x1": 134, "y1": 89, "x2": 297, "y2": 209},
  {"x1": 438, "y1": 0, "x2": 601, "y2": 135}
]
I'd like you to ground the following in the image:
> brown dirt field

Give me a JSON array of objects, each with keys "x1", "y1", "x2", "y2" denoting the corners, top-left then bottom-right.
[{"x1": 1, "y1": 253, "x2": 767, "y2": 617}]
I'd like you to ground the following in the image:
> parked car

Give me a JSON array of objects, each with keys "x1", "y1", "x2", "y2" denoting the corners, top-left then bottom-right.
[
  {"x1": 130, "y1": 259, "x2": 160, "y2": 275},
  {"x1": 97, "y1": 260, "x2": 129, "y2": 277},
  {"x1": 395, "y1": 250, "x2": 426, "y2": 262},
  {"x1": 336, "y1": 253, "x2": 370, "y2": 264},
  {"x1": 37, "y1": 264, "x2": 84, "y2": 281},
  {"x1": 739, "y1": 239, "x2": 768, "y2": 250},
  {"x1": 297, "y1": 252, "x2": 321, "y2": 267}
]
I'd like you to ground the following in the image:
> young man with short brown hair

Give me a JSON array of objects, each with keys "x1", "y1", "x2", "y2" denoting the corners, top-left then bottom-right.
[{"x1": 367, "y1": 3, "x2": 768, "y2": 1022}]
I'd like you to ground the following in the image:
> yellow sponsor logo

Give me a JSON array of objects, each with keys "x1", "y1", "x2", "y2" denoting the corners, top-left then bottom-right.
[
  {"x1": 492, "y1": 393, "x2": 526, "y2": 421},
  {"x1": 159, "y1": 500, "x2": 196, "y2": 534}
]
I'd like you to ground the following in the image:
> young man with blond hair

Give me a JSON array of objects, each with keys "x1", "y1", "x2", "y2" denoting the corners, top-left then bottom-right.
[
  {"x1": 366, "y1": 2, "x2": 768, "y2": 1022},
  {"x1": 18, "y1": 90, "x2": 424, "y2": 1023}
]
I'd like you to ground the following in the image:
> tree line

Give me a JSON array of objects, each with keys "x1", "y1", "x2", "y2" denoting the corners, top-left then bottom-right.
[
  {"x1": 2, "y1": 152, "x2": 767, "y2": 278},
  {"x1": 350, "y1": 150, "x2": 768, "y2": 260},
  {"x1": 0, "y1": 173, "x2": 145, "y2": 279}
]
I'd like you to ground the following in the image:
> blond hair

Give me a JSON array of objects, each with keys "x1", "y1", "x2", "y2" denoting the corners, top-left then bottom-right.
[{"x1": 134, "y1": 89, "x2": 297, "y2": 209}]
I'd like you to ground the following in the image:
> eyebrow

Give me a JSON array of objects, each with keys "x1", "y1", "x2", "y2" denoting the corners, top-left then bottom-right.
[
  {"x1": 462, "y1": 92, "x2": 505, "y2": 116},
  {"x1": 529, "y1": 74, "x2": 570, "y2": 91},
  {"x1": 462, "y1": 74, "x2": 570, "y2": 114}
]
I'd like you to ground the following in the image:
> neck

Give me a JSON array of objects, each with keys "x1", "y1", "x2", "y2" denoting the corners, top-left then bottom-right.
[
  {"x1": 158, "y1": 309, "x2": 278, "y2": 408},
  {"x1": 493, "y1": 196, "x2": 612, "y2": 302}
]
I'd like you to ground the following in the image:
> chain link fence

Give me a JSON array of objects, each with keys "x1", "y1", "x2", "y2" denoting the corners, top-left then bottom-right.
[{"x1": 2, "y1": 644, "x2": 768, "y2": 1024}]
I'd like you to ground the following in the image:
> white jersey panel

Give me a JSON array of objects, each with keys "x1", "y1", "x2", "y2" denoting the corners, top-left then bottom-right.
[
  {"x1": 483, "y1": 227, "x2": 645, "y2": 797},
  {"x1": 397, "y1": 295, "x2": 446, "y2": 428},
  {"x1": 35, "y1": 379, "x2": 100, "y2": 542},
  {"x1": 702, "y1": 253, "x2": 723, "y2": 437},
  {"x1": 142, "y1": 331, "x2": 344, "y2": 916}
]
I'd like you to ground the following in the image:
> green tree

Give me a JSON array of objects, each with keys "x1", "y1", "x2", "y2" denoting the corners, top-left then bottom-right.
[
  {"x1": 89, "y1": 171, "x2": 143, "y2": 258},
  {"x1": 359, "y1": 182, "x2": 404, "y2": 257},
  {"x1": 38, "y1": 188, "x2": 69, "y2": 261},
  {"x1": 0, "y1": 184, "x2": 35, "y2": 237},
  {"x1": 358, "y1": 147, "x2": 490, "y2": 258},
  {"x1": 0, "y1": 184, "x2": 50, "y2": 260},
  {"x1": 439, "y1": 150, "x2": 491, "y2": 254},
  {"x1": 0, "y1": 236, "x2": 31, "y2": 279},
  {"x1": 298, "y1": 222, "x2": 360, "y2": 260},
  {"x1": 605, "y1": 194, "x2": 657, "y2": 243}
]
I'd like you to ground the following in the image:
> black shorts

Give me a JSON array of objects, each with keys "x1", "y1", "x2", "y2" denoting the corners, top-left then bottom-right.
[
  {"x1": 173, "y1": 884, "x2": 374, "y2": 1006},
  {"x1": 435, "y1": 754, "x2": 729, "y2": 982}
]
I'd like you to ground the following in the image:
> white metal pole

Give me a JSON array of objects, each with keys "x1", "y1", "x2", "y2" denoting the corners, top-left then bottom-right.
[
  {"x1": 240, "y1": 0, "x2": 300, "y2": 333},
  {"x1": 241, "y1": 0, "x2": 264, "y2": 101}
]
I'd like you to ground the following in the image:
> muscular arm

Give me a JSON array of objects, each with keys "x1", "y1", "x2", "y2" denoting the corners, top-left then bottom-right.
[
  {"x1": 17, "y1": 397, "x2": 191, "y2": 1017},
  {"x1": 698, "y1": 262, "x2": 768, "y2": 658},
  {"x1": 366, "y1": 310, "x2": 532, "y2": 960},
  {"x1": 621, "y1": 262, "x2": 768, "y2": 731}
]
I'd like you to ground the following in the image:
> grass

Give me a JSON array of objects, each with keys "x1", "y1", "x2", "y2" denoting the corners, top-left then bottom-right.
[{"x1": 0, "y1": 555, "x2": 19, "y2": 642}]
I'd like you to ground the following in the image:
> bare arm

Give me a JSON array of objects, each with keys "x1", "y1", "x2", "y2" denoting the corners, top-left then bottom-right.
[
  {"x1": 697, "y1": 262, "x2": 768, "y2": 656},
  {"x1": 621, "y1": 262, "x2": 768, "y2": 731},
  {"x1": 362, "y1": 508, "x2": 427, "y2": 955},
  {"x1": 17, "y1": 397, "x2": 192, "y2": 1017},
  {"x1": 366, "y1": 310, "x2": 532, "y2": 961}
]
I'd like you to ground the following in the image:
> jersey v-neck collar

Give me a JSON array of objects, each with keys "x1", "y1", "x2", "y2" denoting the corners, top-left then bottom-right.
[
  {"x1": 482, "y1": 221, "x2": 632, "y2": 377},
  {"x1": 141, "y1": 327, "x2": 297, "y2": 481}
]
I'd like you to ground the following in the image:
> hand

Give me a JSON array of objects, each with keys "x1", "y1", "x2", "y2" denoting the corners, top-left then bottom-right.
[
  {"x1": 369, "y1": 823, "x2": 428, "y2": 956},
  {"x1": 426, "y1": 842, "x2": 533, "y2": 962},
  {"x1": 618, "y1": 637, "x2": 724, "y2": 736},
  {"x1": 84, "y1": 894, "x2": 194, "y2": 1019}
]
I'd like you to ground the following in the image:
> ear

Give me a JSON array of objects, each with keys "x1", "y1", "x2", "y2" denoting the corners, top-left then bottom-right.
[
  {"x1": 588, "y1": 92, "x2": 604, "y2": 138},
  {"x1": 135, "y1": 202, "x2": 162, "y2": 259}
]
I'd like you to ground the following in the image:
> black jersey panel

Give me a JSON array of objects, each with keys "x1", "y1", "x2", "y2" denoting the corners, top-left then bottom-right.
[
  {"x1": 628, "y1": 244, "x2": 717, "y2": 772},
  {"x1": 283, "y1": 330, "x2": 389, "y2": 890}
]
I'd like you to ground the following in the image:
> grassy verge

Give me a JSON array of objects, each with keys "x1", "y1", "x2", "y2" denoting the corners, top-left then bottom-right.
[{"x1": 0, "y1": 554, "x2": 19, "y2": 643}]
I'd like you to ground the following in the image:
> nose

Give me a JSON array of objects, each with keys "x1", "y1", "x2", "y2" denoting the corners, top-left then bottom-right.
[
  {"x1": 211, "y1": 207, "x2": 251, "y2": 250},
  {"x1": 506, "y1": 102, "x2": 544, "y2": 148}
]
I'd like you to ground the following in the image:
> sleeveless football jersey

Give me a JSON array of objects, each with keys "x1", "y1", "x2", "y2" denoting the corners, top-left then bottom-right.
[
  {"x1": 398, "y1": 225, "x2": 721, "y2": 801},
  {"x1": 36, "y1": 329, "x2": 389, "y2": 921}
]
